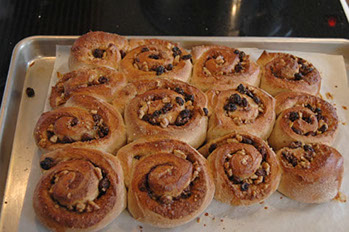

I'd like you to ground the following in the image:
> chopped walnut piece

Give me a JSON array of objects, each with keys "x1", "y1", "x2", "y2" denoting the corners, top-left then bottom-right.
[
  {"x1": 254, "y1": 176, "x2": 264, "y2": 184},
  {"x1": 160, "y1": 118, "x2": 169, "y2": 128},
  {"x1": 227, "y1": 169, "x2": 233, "y2": 177},
  {"x1": 91, "y1": 110, "x2": 98, "y2": 114},
  {"x1": 76, "y1": 202, "x2": 86, "y2": 212},
  {"x1": 49, "y1": 135, "x2": 58, "y2": 143},
  {"x1": 226, "y1": 138, "x2": 238, "y2": 143},
  {"x1": 262, "y1": 162, "x2": 270, "y2": 175},
  {"x1": 173, "y1": 149, "x2": 187, "y2": 159},
  {"x1": 203, "y1": 67, "x2": 212, "y2": 76}
]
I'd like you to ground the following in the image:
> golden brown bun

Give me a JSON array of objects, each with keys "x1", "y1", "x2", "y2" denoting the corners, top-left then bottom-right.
[
  {"x1": 34, "y1": 95, "x2": 126, "y2": 154},
  {"x1": 33, "y1": 147, "x2": 126, "y2": 232},
  {"x1": 201, "y1": 132, "x2": 281, "y2": 206},
  {"x1": 277, "y1": 142, "x2": 343, "y2": 203},
  {"x1": 268, "y1": 92, "x2": 338, "y2": 150},
  {"x1": 191, "y1": 45, "x2": 260, "y2": 91},
  {"x1": 206, "y1": 83, "x2": 275, "y2": 141},
  {"x1": 69, "y1": 31, "x2": 128, "y2": 71},
  {"x1": 257, "y1": 51, "x2": 321, "y2": 96},
  {"x1": 120, "y1": 39, "x2": 192, "y2": 82},
  {"x1": 116, "y1": 137, "x2": 214, "y2": 228},
  {"x1": 50, "y1": 67, "x2": 126, "y2": 108},
  {"x1": 113, "y1": 79, "x2": 208, "y2": 148}
]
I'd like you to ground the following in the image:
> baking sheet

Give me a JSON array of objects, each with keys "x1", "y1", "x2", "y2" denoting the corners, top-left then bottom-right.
[{"x1": 18, "y1": 44, "x2": 349, "y2": 232}]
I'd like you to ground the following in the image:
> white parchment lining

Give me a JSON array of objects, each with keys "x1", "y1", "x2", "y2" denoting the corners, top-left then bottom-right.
[{"x1": 19, "y1": 45, "x2": 349, "y2": 232}]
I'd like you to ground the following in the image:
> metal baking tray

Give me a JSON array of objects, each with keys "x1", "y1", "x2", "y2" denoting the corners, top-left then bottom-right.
[{"x1": 0, "y1": 36, "x2": 349, "y2": 231}]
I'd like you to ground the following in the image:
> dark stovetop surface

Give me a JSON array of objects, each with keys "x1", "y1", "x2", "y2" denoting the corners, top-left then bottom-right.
[{"x1": 0, "y1": 0, "x2": 348, "y2": 102}]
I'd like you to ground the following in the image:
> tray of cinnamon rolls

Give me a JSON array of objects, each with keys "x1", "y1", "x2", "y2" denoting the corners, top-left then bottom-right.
[{"x1": 1, "y1": 32, "x2": 349, "y2": 232}]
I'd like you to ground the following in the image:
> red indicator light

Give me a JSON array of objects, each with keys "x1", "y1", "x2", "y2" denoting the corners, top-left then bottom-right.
[{"x1": 328, "y1": 16, "x2": 337, "y2": 27}]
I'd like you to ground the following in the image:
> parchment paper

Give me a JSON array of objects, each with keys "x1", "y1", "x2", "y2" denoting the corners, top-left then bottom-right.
[{"x1": 18, "y1": 45, "x2": 349, "y2": 232}]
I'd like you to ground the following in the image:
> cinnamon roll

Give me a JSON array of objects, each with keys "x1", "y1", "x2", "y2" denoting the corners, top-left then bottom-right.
[
  {"x1": 277, "y1": 142, "x2": 343, "y2": 203},
  {"x1": 269, "y1": 92, "x2": 338, "y2": 150},
  {"x1": 191, "y1": 45, "x2": 260, "y2": 91},
  {"x1": 69, "y1": 31, "x2": 128, "y2": 71},
  {"x1": 116, "y1": 137, "x2": 214, "y2": 228},
  {"x1": 50, "y1": 67, "x2": 126, "y2": 108},
  {"x1": 119, "y1": 39, "x2": 192, "y2": 82},
  {"x1": 206, "y1": 83, "x2": 275, "y2": 141},
  {"x1": 34, "y1": 95, "x2": 126, "y2": 154},
  {"x1": 257, "y1": 51, "x2": 321, "y2": 96},
  {"x1": 33, "y1": 147, "x2": 126, "y2": 232},
  {"x1": 200, "y1": 132, "x2": 281, "y2": 206},
  {"x1": 113, "y1": 79, "x2": 208, "y2": 148}
]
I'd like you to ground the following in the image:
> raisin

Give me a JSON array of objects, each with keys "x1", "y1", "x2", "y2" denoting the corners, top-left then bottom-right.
[
  {"x1": 305, "y1": 104, "x2": 314, "y2": 111},
  {"x1": 134, "y1": 155, "x2": 141, "y2": 160},
  {"x1": 93, "y1": 48, "x2": 105, "y2": 58},
  {"x1": 237, "y1": 84, "x2": 246, "y2": 94},
  {"x1": 319, "y1": 124, "x2": 328, "y2": 133},
  {"x1": 230, "y1": 93, "x2": 242, "y2": 105},
  {"x1": 242, "y1": 137, "x2": 253, "y2": 145},
  {"x1": 174, "y1": 87, "x2": 184, "y2": 95},
  {"x1": 209, "y1": 143, "x2": 217, "y2": 153},
  {"x1": 26, "y1": 87, "x2": 35, "y2": 97},
  {"x1": 166, "y1": 64, "x2": 173, "y2": 70},
  {"x1": 98, "y1": 178, "x2": 110, "y2": 193},
  {"x1": 224, "y1": 103, "x2": 237, "y2": 112},
  {"x1": 40, "y1": 157, "x2": 55, "y2": 170},
  {"x1": 175, "y1": 109, "x2": 191, "y2": 126},
  {"x1": 172, "y1": 46, "x2": 182, "y2": 57},
  {"x1": 70, "y1": 118, "x2": 78, "y2": 127},
  {"x1": 290, "y1": 141, "x2": 302, "y2": 148},
  {"x1": 292, "y1": 127, "x2": 302, "y2": 134},
  {"x1": 302, "y1": 116, "x2": 312, "y2": 123},
  {"x1": 253, "y1": 95, "x2": 261, "y2": 104},
  {"x1": 289, "y1": 112, "x2": 299, "y2": 122},
  {"x1": 161, "y1": 103, "x2": 173, "y2": 113},
  {"x1": 98, "y1": 76, "x2": 109, "y2": 84},
  {"x1": 93, "y1": 114, "x2": 101, "y2": 122},
  {"x1": 303, "y1": 144, "x2": 314, "y2": 152},
  {"x1": 241, "y1": 182, "x2": 249, "y2": 191},
  {"x1": 239, "y1": 51, "x2": 246, "y2": 60},
  {"x1": 100, "y1": 126, "x2": 109, "y2": 137},
  {"x1": 234, "y1": 63, "x2": 243, "y2": 72},
  {"x1": 203, "y1": 107, "x2": 209, "y2": 116},
  {"x1": 141, "y1": 47, "x2": 149, "y2": 52},
  {"x1": 282, "y1": 152, "x2": 298, "y2": 167},
  {"x1": 230, "y1": 176, "x2": 243, "y2": 184},
  {"x1": 61, "y1": 136, "x2": 74, "y2": 143},
  {"x1": 148, "y1": 54, "x2": 159, "y2": 59},
  {"x1": 258, "y1": 146, "x2": 267, "y2": 160},
  {"x1": 152, "y1": 110, "x2": 161, "y2": 117},
  {"x1": 314, "y1": 108, "x2": 322, "y2": 114},
  {"x1": 294, "y1": 73, "x2": 303, "y2": 80},
  {"x1": 185, "y1": 94, "x2": 194, "y2": 102},
  {"x1": 255, "y1": 168, "x2": 266, "y2": 177},
  {"x1": 176, "y1": 97, "x2": 184, "y2": 106},
  {"x1": 181, "y1": 54, "x2": 192, "y2": 60},
  {"x1": 245, "y1": 89, "x2": 254, "y2": 98},
  {"x1": 135, "y1": 57, "x2": 140, "y2": 62},
  {"x1": 241, "y1": 98, "x2": 248, "y2": 107},
  {"x1": 316, "y1": 114, "x2": 324, "y2": 121},
  {"x1": 155, "y1": 66, "x2": 165, "y2": 75},
  {"x1": 233, "y1": 49, "x2": 240, "y2": 54}
]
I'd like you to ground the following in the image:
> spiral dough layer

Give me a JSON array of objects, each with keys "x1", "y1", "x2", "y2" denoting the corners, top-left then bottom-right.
[
  {"x1": 206, "y1": 83, "x2": 275, "y2": 141},
  {"x1": 277, "y1": 141, "x2": 343, "y2": 203},
  {"x1": 200, "y1": 132, "x2": 281, "y2": 206},
  {"x1": 116, "y1": 137, "x2": 214, "y2": 228},
  {"x1": 33, "y1": 147, "x2": 126, "y2": 232},
  {"x1": 191, "y1": 45, "x2": 260, "y2": 91},
  {"x1": 269, "y1": 92, "x2": 338, "y2": 150},
  {"x1": 34, "y1": 95, "x2": 126, "y2": 154},
  {"x1": 257, "y1": 51, "x2": 321, "y2": 96}
]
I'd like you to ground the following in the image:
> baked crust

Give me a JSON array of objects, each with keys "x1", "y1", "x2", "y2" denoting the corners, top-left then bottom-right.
[
  {"x1": 34, "y1": 95, "x2": 126, "y2": 154},
  {"x1": 191, "y1": 45, "x2": 260, "y2": 91},
  {"x1": 69, "y1": 31, "x2": 128, "y2": 71},
  {"x1": 113, "y1": 79, "x2": 208, "y2": 148},
  {"x1": 116, "y1": 137, "x2": 214, "y2": 228},
  {"x1": 257, "y1": 51, "x2": 321, "y2": 96},
  {"x1": 50, "y1": 67, "x2": 126, "y2": 108},
  {"x1": 120, "y1": 39, "x2": 192, "y2": 82},
  {"x1": 277, "y1": 142, "x2": 343, "y2": 203},
  {"x1": 269, "y1": 92, "x2": 338, "y2": 150},
  {"x1": 206, "y1": 83, "x2": 275, "y2": 141},
  {"x1": 33, "y1": 147, "x2": 126, "y2": 231},
  {"x1": 200, "y1": 132, "x2": 281, "y2": 206}
]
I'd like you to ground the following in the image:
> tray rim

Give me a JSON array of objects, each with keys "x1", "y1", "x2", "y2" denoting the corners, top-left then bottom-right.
[{"x1": 1, "y1": 35, "x2": 349, "y2": 231}]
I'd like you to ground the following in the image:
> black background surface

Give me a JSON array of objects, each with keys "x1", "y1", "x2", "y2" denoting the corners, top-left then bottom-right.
[{"x1": 0, "y1": 0, "x2": 348, "y2": 102}]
